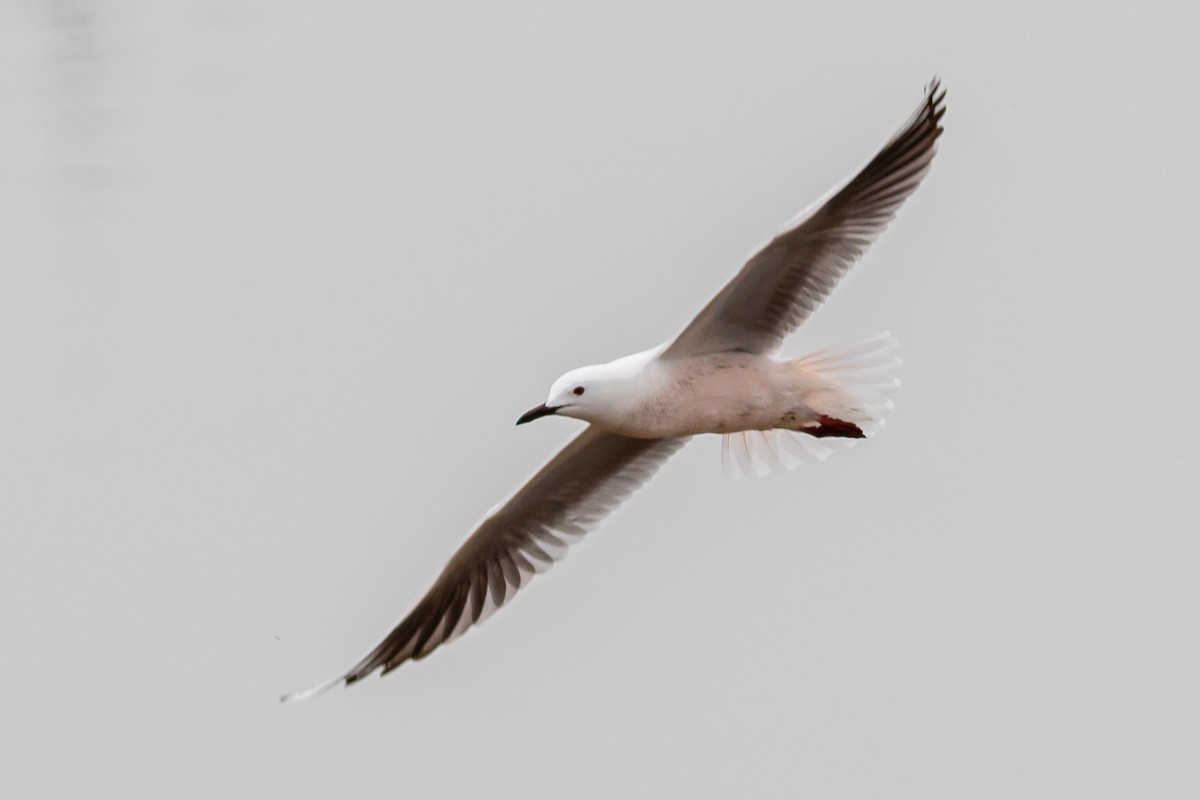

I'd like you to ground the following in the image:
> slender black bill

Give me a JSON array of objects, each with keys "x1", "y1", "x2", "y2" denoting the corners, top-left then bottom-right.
[{"x1": 516, "y1": 403, "x2": 559, "y2": 425}]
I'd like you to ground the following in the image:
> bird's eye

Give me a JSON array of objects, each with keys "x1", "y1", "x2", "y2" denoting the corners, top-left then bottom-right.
[{"x1": 573, "y1": 386, "x2": 585, "y2": 396}]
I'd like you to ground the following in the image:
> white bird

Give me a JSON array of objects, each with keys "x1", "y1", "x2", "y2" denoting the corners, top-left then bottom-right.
[{"x1": 283, "y1": 79, "x2": 945, "y2": 702}]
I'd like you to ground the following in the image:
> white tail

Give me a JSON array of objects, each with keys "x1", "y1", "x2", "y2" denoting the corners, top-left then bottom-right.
[{"x1": 721, "y1": 332, "x2": 900, "y2": 479}]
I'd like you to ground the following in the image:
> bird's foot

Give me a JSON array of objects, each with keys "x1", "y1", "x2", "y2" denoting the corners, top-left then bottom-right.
[{"x1": 801, "y1": 415, "x2": 866, "y2": 439}]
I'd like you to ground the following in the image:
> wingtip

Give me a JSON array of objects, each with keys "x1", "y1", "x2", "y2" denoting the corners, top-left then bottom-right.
[
  {"x1": 280, "y1": 674, "x2": 344, "y2": 704},
  {"x1": 926, "y1": 77, "x2": 947, "y2": 117}
]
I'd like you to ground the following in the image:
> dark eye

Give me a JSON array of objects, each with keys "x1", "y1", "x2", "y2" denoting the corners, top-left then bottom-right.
[{"x1": 573, "y1": 386, "x2": 585, "y2": 396}]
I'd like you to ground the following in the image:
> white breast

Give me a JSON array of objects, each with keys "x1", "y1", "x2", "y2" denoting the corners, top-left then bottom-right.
[{"x1": 615, "y1": 353, "x2": 802, "y2": 438}]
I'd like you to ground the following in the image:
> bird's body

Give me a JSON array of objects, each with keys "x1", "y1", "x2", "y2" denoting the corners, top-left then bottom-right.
[
  {"x1": 548, "y1": 348, "x2": 879, "y2": 440},
  {"x1": 284, "y1": 79, "x2": 945, "y2": 702}
]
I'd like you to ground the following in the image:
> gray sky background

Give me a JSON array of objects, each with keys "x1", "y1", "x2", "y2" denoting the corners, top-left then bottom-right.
[{"x1": 3, "y1": 1, "x2": 1198, "y2": 797}]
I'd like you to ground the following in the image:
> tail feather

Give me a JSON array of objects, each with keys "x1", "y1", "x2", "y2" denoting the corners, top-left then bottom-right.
[
  {"x1": 721, "y1": 428, "x2": 849, "y2": 478},
  {"x1": 797, "y1": 331, "x2": 901, "y2": 435},
  {"x1": 721, "y1": 332, "x2": 900, "y2": 479}
]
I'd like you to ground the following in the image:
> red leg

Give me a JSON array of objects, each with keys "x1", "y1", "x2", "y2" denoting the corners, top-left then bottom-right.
[{"x1": 801, "y1": 415, "x2": 866, "y2": 439}]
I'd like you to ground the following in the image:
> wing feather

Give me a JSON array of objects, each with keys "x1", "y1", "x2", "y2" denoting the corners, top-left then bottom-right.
[
  {"x1": 282, "y1": 427, "x2": 687, "y2": 700},
  {"x1": 662, "y1": 79, "x2": 945, "y2": 358}
]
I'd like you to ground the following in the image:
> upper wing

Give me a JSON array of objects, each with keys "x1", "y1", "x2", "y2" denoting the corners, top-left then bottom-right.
[
  {"x1": 661, "y1": 79, "x2": 945, "y2": 359},
  {"x1": 283, "y1": 427, "x2": 688, "y2": 700}
]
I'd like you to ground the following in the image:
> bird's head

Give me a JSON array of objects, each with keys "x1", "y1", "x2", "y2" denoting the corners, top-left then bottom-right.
[
  {"x1": 516, "y1": 363, "x2": 617, "y2": 426},
  {"x1": 516, "y1": 346, "x2": 660, "y2": 428}
]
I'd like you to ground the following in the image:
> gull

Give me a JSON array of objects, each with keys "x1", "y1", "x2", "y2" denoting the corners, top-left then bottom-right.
[{"x1": 283, "y1": 79, "x2": 945, "y2": 702}]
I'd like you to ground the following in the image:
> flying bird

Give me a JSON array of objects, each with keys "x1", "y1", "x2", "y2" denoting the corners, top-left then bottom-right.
[{"x1": 284, "y1": 79, "x2": 945, "y2": 701}]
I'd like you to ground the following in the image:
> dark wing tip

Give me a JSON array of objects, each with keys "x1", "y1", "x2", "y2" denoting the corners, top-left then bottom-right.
[{"x1": 924, "y1": 77, "x2": 947, "y2": 133}]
